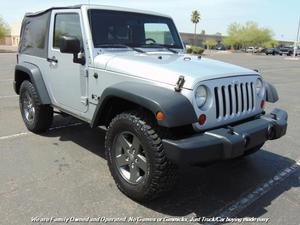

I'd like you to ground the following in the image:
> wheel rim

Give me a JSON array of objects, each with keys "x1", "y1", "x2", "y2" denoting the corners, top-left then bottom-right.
[
  {"x1": 113, "y1": 131, "x2": 148, "y2": 184},
  {"x1": 22, "y1": 91, "x2": 35, "y2": 122}
]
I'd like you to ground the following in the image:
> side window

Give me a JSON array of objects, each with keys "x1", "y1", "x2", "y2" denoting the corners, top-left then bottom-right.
[
  {"x1": 144, "y1": 23, "x2": 175, "y2": 45},
  {"x1": 19, "y1": 12, "x2": 50, "y2": 58},
  {"x1": 53, "y1": 13, "x2": 83, "y2": 49}
]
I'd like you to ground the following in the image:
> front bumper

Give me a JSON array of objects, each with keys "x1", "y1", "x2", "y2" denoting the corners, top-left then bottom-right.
[{"x1": 162, "y1": 108, "x2": 288, "y2": 165}]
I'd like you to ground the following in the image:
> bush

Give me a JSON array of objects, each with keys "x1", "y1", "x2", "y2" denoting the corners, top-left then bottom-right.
[
  {"x1": 186, "y1": 46, "x2": 204, "y2": 55},
  {"x1": 186, "y1": 47, "x2": 193, "y2": 54}
]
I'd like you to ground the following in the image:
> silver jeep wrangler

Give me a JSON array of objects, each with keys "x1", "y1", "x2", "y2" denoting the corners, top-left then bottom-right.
[{"x1": 14, "y1": 5, "x2": 288, "y2": 201}]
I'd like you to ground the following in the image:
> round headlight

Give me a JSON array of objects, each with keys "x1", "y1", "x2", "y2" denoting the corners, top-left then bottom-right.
[
  {"x1": 195, "y1": 85, "x2": 207, "y2": 108},
  {"x1": 256, "y1": 78, "x2": 263, "y2": 95}
]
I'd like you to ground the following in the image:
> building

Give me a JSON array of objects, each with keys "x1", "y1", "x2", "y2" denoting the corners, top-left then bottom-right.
[
  {"x1": 180, "y1": 32, "x2": 223, "y2": 47},
  {"x1": 0, "y1": 23, "x2": 21, "y2": 46}
]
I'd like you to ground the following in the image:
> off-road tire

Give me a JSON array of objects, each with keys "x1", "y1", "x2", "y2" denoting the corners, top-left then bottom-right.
[
  {"x1": 19, "y1": 80, "x2": 53, "y2": 133},
  {"x1": 105, "y1": 111, "x2": 177, "y2": 202}
]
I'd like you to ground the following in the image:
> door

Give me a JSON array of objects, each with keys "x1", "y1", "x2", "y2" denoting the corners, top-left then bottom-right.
[{"x1": 47, "y1": 10, "x2": 88, "y2": 113}]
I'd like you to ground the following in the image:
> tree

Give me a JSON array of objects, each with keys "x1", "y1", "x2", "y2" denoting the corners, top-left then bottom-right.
[
  {"x1": 221, "y1": 36, "x2": 235, "y2": 49},
  {"x1": 262, "y1": 39, "x2": 279, "y2": 48},
  {"x1": 0, "y1": 16, "x2": 10, "y2": 40},
  {"x1": 191, "y1": 10, "x2": 201, "y2": 45},
  {"x1": 204, "y1": 39, "x2": 217, "y2": 50},
  {"x1": 225, "y1": 21, "x2": 273, "y2": 50}
]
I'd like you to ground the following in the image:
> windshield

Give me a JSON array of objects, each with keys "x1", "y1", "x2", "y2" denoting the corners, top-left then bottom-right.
[{"x1": 88, "y1": 9, "x2": 183, "y2": 49}]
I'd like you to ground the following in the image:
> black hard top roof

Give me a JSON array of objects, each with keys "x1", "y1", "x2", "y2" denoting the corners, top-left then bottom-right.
[
  {"x1": 24, "y1": 4, "x2": 170, "y2": 18},
  {"x1": 25, "y1": 5, "x2": 82, "y2": 17}
]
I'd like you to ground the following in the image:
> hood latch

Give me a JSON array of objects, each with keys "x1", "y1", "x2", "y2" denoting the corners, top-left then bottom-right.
[{"x1": 175, "y1": 75, "x2": 185, "y2": 92}]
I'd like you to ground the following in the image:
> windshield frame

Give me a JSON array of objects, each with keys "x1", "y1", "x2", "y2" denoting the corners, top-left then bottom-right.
[{"x1": 87, "y1": 9, "x2": 184, "y2": 50}]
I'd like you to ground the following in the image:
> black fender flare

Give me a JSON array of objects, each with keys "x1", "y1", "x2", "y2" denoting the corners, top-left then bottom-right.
[
  {"x1": 91, "y1": 82, "x2": 198, "y2": 128},
  {"x1": 14, "y1": 63, "x2": 51, "y2": 104},
  {"x1": 265, "y1": 81, "x2": 279, "y2": 103}
]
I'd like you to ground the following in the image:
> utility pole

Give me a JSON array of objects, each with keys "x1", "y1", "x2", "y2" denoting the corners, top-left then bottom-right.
[{"x1": 294, "y1": 17, "x2": 300, "y2": 57}]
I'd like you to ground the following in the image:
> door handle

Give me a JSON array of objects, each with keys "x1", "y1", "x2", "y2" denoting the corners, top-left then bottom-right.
[{"x1": 47, "y1": 57, "x2": 58, "y2": 63}]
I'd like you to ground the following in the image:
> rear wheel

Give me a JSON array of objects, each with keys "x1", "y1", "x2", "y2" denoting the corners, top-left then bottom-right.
[
  {"x1": 19, "y1": 80, "x2": 53, "y2": 133},
  {"x1": 105, "y1": 111, "x2": 177, "y2": 202}
]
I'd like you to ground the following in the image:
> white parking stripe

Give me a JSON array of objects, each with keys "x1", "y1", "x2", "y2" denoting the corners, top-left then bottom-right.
[
  {"x1": 0, "y1": 123, "x2": 83, "y2": 141},
  {"x1": 204, "y1": 159, "x2": 300, "y2": 225},
  {"x1": 0, "y1": 132, "x2": 29, "y2": 140},
  {"x1": 0, "y1": 79, "x2": 13, "y2": 82},
  {"x1": 0, "y1": 95, "x2": 18, "y2": 99}
]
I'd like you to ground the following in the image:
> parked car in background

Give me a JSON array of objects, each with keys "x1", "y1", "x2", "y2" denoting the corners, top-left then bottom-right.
[
  {"x1": 256, "y1": 47, "x2": 266, "y2": 53},
  {"x1": 246, "y1": 46, "x2": 256, "y2": 53},
  {"x1": 279, "y1": 47, "x2": 293, "y2": 56},
  {"x1": 265, "y1": 48, "x2": 282, "y2": 55},
  {"x1": 287, "y1": 47, "x2": 300, "y2": 56},
  {"x1": 294, "y1": 47, "x2": 300, "y2": 56},
  {"x1": 216, "y1": 44, "x2": 226, "y2": 50}
]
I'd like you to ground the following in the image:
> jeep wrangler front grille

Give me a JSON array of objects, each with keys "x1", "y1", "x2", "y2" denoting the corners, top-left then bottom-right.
[{"x1": 214, "y1": 82, "x2": 255, "y2": 119}]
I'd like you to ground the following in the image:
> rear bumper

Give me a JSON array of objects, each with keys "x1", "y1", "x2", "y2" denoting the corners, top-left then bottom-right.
[{"x1": 162, "y1": 108, "x2": 288, "y2": 165}]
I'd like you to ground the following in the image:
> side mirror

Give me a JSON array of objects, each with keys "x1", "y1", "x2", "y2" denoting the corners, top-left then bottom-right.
[{"x1": 59, "y1": 36, "x2": 85, "y2": 65}]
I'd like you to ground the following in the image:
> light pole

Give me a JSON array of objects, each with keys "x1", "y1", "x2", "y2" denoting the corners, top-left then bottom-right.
[{"x1": 294, "y1": 17, "x2": 300, "y2": 57}]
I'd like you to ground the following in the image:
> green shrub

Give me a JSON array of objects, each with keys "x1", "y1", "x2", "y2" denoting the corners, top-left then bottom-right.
[
  {"x1": 186, "y1": 46, "x2": 204, "y2": 55},
  {"x1": 186, "y1": 47, "x2": 193, "y2": 54}
]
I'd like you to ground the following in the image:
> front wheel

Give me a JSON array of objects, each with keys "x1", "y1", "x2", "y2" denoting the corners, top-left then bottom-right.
[
  {"x1": 105, "y1": 111, "x2": 177, "y2": 202},
  {"x1": 19, "y1": 80, "x2": 53, "y2": 133}
]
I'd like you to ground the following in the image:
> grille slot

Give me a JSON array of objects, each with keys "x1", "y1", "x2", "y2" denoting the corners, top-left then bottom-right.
[
  {"x1": 215, "y1": 82, "x2": 255, "y2": 119},
  {"x1": 214, "y1": 87, "x2": 220, "y2": 118}
]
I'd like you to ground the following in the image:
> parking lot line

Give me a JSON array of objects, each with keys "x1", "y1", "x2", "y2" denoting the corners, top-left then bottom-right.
[
  {"x1": 0, "y1": 132, "x2": 29, "y2": 140},
  {"x1": 0, "y1": 79, "x2": 13, "y2": 82},
  {"x1": 204, "y1": 159, "x2": 300, "y2": 225},
  {"x1": 0, "y1": 95, "x2": 18, "y2": 99},
  {"x1": 0, "y1": 122, "x2": 83, "y2": 141}
]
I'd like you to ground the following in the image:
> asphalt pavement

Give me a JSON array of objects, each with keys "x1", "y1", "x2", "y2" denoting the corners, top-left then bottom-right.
[{"x1": 0, "y1": 52, "x2": 299, "y2": 225}]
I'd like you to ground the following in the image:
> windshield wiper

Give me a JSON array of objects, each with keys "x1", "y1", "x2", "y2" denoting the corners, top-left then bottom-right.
[
  {"x1": 96, "y1": 44, "x2": 145, "y2": 53},
  {"x1": 140, "y1": 43, "x2": 179, "y2": 54}
]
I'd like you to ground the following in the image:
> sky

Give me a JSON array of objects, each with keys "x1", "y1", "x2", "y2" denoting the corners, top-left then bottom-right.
[{"x1": 0, "y1": 0, "x2": 299, "y2": 41}]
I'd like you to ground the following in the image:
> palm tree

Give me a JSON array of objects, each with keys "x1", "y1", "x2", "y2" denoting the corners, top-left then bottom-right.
[{"x1": 191, "y1": 10, "x2": 201, "y2": 45}]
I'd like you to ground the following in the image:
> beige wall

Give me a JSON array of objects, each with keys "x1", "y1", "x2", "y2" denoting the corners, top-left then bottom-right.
[
  {"x1": 0, "y1": 35, "x2": 20, "y2": 46},
  {"x1": 0, "y1": 22, "x2": 21, "y2": 46}
]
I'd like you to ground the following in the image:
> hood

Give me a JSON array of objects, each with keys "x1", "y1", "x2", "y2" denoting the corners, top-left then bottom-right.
[{"x1": 93, "y1": 52, "x2": 259, "y2": 89}]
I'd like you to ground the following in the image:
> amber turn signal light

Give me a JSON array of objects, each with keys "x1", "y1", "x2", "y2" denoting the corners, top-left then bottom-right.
[{"x1": 156, "y1": 111, "x2": 165, "y2": 121}]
